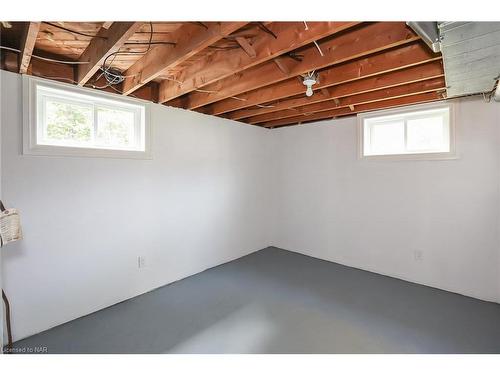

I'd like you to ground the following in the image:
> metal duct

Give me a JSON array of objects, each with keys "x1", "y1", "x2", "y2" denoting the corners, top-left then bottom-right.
[
  {"x1": 439, "y1": 22, "x2": 500, "y2": 98},
  {"x1": 406, "y1": 22, "x2": 441, "y2": 53}
]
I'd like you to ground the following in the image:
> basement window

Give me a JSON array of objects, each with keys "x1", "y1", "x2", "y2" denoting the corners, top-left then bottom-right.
[
  {"x1": 23, "y1": 76, "x2": 151, "y2": 158},
  {"x1": 358, "y1": 102, "x2": 456, "y2": 160}
]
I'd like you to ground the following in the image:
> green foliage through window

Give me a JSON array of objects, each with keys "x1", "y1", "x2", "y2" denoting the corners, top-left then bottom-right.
[
  {"x1": 45, "y1": 100, "x2": 92, "y2": 143},
  {"x1": 96, "y1": 108, "x2": 134, "y2": 147},
  {"x1": 44, "y1": 100, "x2": 135, "y2": 148}
]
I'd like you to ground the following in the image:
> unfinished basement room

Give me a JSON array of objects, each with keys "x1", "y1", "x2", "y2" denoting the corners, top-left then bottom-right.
[{"x1": 1, "y1": 2, "x2": 500, "y2": 371}]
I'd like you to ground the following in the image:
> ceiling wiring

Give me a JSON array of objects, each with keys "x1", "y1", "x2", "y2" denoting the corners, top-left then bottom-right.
[
  {"x1": 93, "y1": 22, "x2": 154, "y2": 87},
  {"x1": 313, "y1": 41, "x2": 324, "y2": 56},
  {"x1": 124, "y1": 41, "x2": 176, "y2": 46},
  {"x1": 163, "y1": 76, "x2": 184, "y2": 85},
  {"x1": 34, "y1": 75, "x2": 78, "y2": 84},
  {"x1": 191, "y1": 22, "x2": 208, "y2": 30},
  {"x1": 194, "y1": 88, "x2": 218, "y2": 94},
  {"x1": 229, "y1": 96, "x2": 247, "y2": 101},
  {"x1": 257, "y1": 23, "x2": 277, "y2": 39},
  {"x1": 43, "y1": 22, "x2": 107, "y2": 39},
  {"x1": 0, "y1": 45, "x2": 90, "y2": 64}
]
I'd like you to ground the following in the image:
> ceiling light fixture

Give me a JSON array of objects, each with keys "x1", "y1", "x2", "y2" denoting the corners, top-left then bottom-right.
[{"x1": 302, "y1": 72, "x2": 318, "y2": 97}]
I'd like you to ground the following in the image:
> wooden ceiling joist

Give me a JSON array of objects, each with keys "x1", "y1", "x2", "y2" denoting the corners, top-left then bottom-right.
[
  {"x1": 167, "y1": 22, "x2": 420, "y2": 110},
  {"x1": 76, "y1": 22, "x2": 143, "y2": 86},
  {"x1": 212, "y1": 42, "x2": 441, "y2": 118},
  {"x1": 157, "y1": 22, "x2": 360, "y2": 103},
  {"x1": 19, "y1": 22, "x2": 41, "y2": 74},
  {"x1": 263, "y1": 91, "x2": 444, "y2": 128},
  {"x1": 121, "y1": 22, "x2": 248, "y2": 96},
  {"x1": 1, "y1": 48, "x2": 157, "y2": 102},
  {"x1": 235, "y1": 37, "x2": 256, "y2": 58},
  {"x1": 1, "y1": 21, "x2": 447, "y2": 130},
  {"x1": 240, "y1": 60, "x2": 444, "y2": 124},
  {"x1": 247, "y1": 76, "x2": 446, "y2": 124}
]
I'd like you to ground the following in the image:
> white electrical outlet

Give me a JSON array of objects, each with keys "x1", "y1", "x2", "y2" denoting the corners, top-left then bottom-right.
[
  {"x1": 414, "y1": 250, "x2": 424, "y2": 261},
  {"x1": 138, "y1": 256, "x2": 146, "y2": 268}
]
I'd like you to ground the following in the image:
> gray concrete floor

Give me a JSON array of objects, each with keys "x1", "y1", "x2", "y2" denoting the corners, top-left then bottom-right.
[{"x1": 12, "y1": 247, "x2": 500, "y2": 353}]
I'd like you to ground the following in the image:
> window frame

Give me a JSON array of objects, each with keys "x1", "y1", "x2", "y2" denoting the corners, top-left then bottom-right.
[
  {"x1": 357, "y1": 101, "x2": 457, "y2": 161},
  {"x1": 23, "y1": 76, "x2": 152, "y2": 159}
]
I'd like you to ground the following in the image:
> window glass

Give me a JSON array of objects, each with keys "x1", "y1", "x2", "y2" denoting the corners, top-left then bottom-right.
[
  {"x1": 406, "y1": 116, "x2": 447, "y2": 152},
  {"x1": 96, "y1": 107, "x2": 135, "y2": 148},
  {"x1": 43, "y1": 99, "x2": 93, "y2": 146},
  {"x1": 359, "y1": 105, "x2": 453, "y2": 159},
  {"x1": 368, "y1": 120, "x2": 405, "y2": 155}
]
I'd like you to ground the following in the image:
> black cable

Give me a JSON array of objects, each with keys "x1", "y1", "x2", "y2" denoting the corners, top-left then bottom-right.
[
  {"x1": 191, "y1": 22, "x2": 208, "y2": 29},
  {"x1": 102, "y1": 22, "x2": 153, "y2": 69},
  {"x1": 257, "y1": 22, "x2": 278, "y2": 39},
  {"x1": 43, "y1": 22, "x2": 107, "y2": 39},
  {"x1": 124, "y1": 41, "x2": 176, "y2": 46},
  {"x1": 97, "y1": 22, "x2": 154, "y2": 87}
]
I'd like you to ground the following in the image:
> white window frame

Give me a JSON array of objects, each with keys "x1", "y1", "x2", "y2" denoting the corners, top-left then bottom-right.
[
  {"x1": 23, "y1": 76, "x2": 152, "y2": 159},
  {"x1": 357, "y1": 101, "x2": 457, "y2": 161}
]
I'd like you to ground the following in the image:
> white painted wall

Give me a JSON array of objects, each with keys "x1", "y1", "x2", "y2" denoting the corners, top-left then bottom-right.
[
  {"x1": 2, "y1": 68, "x2": 500, "y2": 343},
  {"x1": 0, "y1": 71, "x2": 272, "y2": 341},
  {"x1": 270, "y1": 97, "x2": 500, "y2": 303}
]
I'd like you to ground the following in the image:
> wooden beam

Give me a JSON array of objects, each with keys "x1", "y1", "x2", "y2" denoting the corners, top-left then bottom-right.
[
  {"x1": 235, "y1": 37, "x2": 256, "y2": 58},
  {"x1": 19, "y1": 22, "x2": 40, "y2": 74},
  {"x1": 239, "y1": 60, "x2": 444, "y2": 123},
  {"x1": 158, "y1": 22, "x2": 359, "y2": 103},
  {"x1": 1, "y1": 49, "x2": 157, "y2": 103},
  {"x1": 247, "y1": 76, "x2": 446, "y2": 124},
  {"x1": 76, "y1": 22, "x2": 143, "y2": 86},
  {"x1": 213, "y1": 42, "x2": 441, "y2": 118},
  {"x1": 122, "y1": 22, "x2": 248, "y2": 95},
  {"x1": 168, "y1": 22, "x2": 420, "y2": 110},
  {"x1": 273, "y1": 58, "x2": 290, "y2": 74},
  {"x1": 262, "y1": 92, "x2": 445, "y2": 128}
]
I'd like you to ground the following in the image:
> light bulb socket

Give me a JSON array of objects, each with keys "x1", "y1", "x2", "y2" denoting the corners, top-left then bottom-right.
[{"x1": 302, "y1": 72, "x2": 318, "y2": 97}]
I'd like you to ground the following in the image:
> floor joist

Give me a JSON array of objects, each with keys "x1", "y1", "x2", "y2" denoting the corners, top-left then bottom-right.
[
  {"x1": 157, "y1": 22, "x2": 360, "y2": 103},
  {"x1": 121, "y1": 22, "x2": 248, "y2": 95},
  {"x1": 76, "y1": 22, "x2": 143, "y2": 86},
  {"x1": 167, "y1": 22, "x2": 420, "y2": 110},
  {"x1": 223, "y1": 43, "x2": 442, "y2": 120},
  {"x1": 242, "y1": 61, "x2": 444, "y2": 124},
  {"x1": 248, "y1": 76, "x2": 446, "y2": 124},
  {"x1": 263, "y1": 91, "x2": 445, "y2": 128},
  {"x1": 19, "y1": 22, "x2": 40, "y2": 74}
]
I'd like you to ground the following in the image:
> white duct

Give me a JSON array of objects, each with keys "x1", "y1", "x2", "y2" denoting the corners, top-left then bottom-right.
[
  {"x1": 406, "y1": 22, "x2": 441, "y2": 53},
  {"x1": 439, "y1": 22, "x2": 500, "y2": 98}
]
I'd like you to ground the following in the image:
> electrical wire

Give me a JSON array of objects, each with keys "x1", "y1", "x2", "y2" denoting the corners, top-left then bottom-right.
[
  {"x1": 229, "y1": 96, "x2": 247, "y2": 101},
  {"x1": 124, "y1": 41, "x2": 176, "y2": 46},
  {"x1": 163, "y1": 76, "x2": 184, "y2": 84},
  {"x1": 194, "y1": 89, "x2": 218, "y2": 94},
  {"x1": 96, "y1": 22, "x2": 154, "y2": 86},
  {"x1": 313, "y1": 41, "x2": 324, "y2": 56},
  {"x1": 43, "y1": 22, "x2": 107, "y2": 39},
  {"x1": 0, "y1": 45, "x2": 90, "y2": 65},
  {"x1": 47, "y1": 76, "x2": 79, "y2": 84}
]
